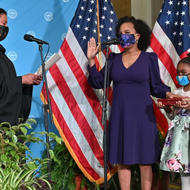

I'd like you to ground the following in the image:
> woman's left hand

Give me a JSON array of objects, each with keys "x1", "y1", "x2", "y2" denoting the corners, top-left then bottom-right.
[{"x1": 166, "y1": 92, "x2": 179, "y2": 99}]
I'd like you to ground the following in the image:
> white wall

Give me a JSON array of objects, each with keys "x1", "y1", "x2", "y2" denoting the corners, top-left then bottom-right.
[{"x1": 131, "y1": 0, "x2": 164, "y2": 28}]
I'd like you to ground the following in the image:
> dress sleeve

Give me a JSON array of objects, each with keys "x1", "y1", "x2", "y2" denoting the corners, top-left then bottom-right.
[
  {"x1": 149, "y1": 52, "x2": 171, "y2": 98},
  {"x1": 87, "y1": 53, "x2": 114, "y2": 89}
]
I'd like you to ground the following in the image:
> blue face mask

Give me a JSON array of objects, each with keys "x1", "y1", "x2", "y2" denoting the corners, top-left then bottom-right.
[
  {"x1": 119, "y1": 34, "x2": 136, "y2": 48},
  {"x1": 176, "y1": 75, "x2": 190, "y2": 86}
]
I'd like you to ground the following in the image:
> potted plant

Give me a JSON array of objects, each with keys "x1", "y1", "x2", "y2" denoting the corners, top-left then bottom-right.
[{"x1": 0, "y1": 119, "x2": 63, "y2": 190}]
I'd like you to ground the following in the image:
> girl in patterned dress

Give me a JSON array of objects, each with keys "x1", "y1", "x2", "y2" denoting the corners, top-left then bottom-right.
[{"x1": 159, "y1": 57, "x2": 190, "y2": 190}]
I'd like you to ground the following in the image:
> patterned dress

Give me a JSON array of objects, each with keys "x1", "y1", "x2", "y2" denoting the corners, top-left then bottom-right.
[{"x1": 160, "y1": 88, "x2": 190, "y2": 173}]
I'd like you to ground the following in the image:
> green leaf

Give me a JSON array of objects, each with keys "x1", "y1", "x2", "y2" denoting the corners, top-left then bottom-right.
[
  {"x1": 24, "y1": 123, "x2": 33, "y2": 129},
  {"x1": 11, "y1": 125, "x2": 19, "y2": 131},
  {"x1": 0, "y1": 168, "x2": 5, "y2": 178},
  {"x1": 9, "y1": 170, "x2": 17, "y2": 187},
  {"x1": 12, "y1": 169, "x2": 24, "y2": 187},
  {"x1": 0, "y1": 122, "x2": 11, "y2": 128},
  {"x1": 48, "y1": 132, "x2": 57, "y2": 139},
  {"x1": 27, "y1": 162, "x2": 37, "y2": 170},
  {"x1": 27, "y1": 118, "x2": 37, "y2": 124},
  {"x1": 2, "y1": 172, "x2": 11, "y2": 190},
  {"x1": 4, "y1": 139, "x2": 10, "y2": 144},
  {"x1": 11, "y1": 163, "x2": 20, "y2": 171},
  {"x1": 1, "y1": 154, "x2": 7, "y2": 162},
  {"x1": 14, "y1": 169, "x2": 35, "y2": 187},
  {"x1": 11, "y1": 135, "x2": 18, "y2": 143},
  {"x1": 26, "y1": 186, "x2": 35, "y2": 190},
  {"x1": 55, "y1": 136, "x2": 62, "y2": 144},
  {"x1": 10, "y1": 150, "x2": 16, "y2": 157},
  {"x1": 49, "y1": 149, "x2": 55, "y2": 159},
  {"x1": 20, "y1": 127, "x2": 27, "y2": 135},
  {"x1": 40, "y1": 178, "x2": 52, "y2": 190},
  {"x1": 7, "y1": 142, "x2": 17, "y2": 149},
  {"x1": 36, "y1": 131, "x2": 47, "y2": 136}
]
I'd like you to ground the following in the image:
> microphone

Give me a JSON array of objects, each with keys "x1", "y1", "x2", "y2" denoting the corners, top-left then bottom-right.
[
  {"x1": 24, "y1": 34, "x2": 48, "y2": 45},
  {"x1": 101, "y1": 38, "x2": 120, "y2": 46}
]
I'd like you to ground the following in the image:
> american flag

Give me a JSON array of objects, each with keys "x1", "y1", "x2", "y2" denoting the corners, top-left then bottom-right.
[
  {"x1": 149, "y1": 0, "x2": 190, "y2": 136},
  {"x1": 41, "y1": 0, "x2": 118, "y2": 184}
]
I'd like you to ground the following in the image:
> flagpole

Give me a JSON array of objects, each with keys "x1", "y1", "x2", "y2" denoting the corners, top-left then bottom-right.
[
  {"x1": 96, "y1": 1, "x2": 108, "y2": 189},
  {"x1": 97, "y1": 1, "x2": 108, "y2": 188},
  {"x1": 96, "y1": 0, "x2": 103, "y2": 70}
]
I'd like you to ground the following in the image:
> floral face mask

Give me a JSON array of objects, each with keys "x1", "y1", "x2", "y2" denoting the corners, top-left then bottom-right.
[{"x1": 119, "y1": 33, "x2": 136, "y2": 48}]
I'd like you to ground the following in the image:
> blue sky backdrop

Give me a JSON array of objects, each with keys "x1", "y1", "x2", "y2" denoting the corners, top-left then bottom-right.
[{"x1": 0, "y1": 0, "x2": 79, "y2": 157}]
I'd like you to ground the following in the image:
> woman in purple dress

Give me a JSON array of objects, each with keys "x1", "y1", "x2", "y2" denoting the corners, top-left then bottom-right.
[{"x1": 87, "y1": 16, "x2": 173, "y2": 190}]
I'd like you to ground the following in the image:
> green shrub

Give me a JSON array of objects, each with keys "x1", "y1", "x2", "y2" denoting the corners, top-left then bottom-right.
[{"x1": 0, "y1": 119, "x2": 62, "y2": 190}]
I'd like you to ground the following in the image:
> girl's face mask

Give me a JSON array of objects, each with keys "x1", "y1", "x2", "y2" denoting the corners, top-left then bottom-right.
[
  {"x1": 119, "y1": 33, "x2": 136, "y2": 48},
  {"x1": 176, "y1": 75, "x2": 190, "y2": 86}
]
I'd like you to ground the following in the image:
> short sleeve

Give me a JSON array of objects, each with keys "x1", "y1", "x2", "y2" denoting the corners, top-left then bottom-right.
[{"x1": 148, "y1": 52, "x2": 171, "y2": 98}]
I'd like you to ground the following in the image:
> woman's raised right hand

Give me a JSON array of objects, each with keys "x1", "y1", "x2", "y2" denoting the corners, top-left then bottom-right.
[{"x1": 87, "y1": 37, "x2": 99, "y2": 67}]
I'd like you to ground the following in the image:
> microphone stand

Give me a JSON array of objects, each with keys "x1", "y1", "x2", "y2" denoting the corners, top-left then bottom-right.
[
  {"x1": 38, "y1": 43, "x2": 53, "y2": 180},
  {"x1": 102, "y1": 44, "x2": 110, "y2": 190}
]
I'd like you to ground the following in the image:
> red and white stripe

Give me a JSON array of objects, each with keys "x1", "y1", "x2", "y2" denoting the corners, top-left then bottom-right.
[
  {"x1": 42, "y1": 19, "x2": 185, "y2": 183},
  {"x1": 149, "y1": 21, "x2": 190, "y2": 136},
  {"x1": 150, "y1": 21, "x2": 181, "y2": 89},
  {"x1": 41, "y1": 27, "x2": 117, "y2": 184}
]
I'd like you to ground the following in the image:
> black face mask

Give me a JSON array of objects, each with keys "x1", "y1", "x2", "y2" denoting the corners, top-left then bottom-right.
[{"x1": 0, "y1": 25, "x2": 9, "y2": 41}]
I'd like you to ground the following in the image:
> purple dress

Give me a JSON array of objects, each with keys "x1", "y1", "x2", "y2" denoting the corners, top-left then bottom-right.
[{"x1": 88, "y1": 51, "x2": 170, "y2": 165}]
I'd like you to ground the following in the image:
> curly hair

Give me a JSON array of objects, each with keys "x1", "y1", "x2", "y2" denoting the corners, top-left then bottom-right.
[
  {"x1": 178, "y1": 56, "x2": 190, "y2": 67},
  {"x1": 115, "y1": 16, "x2": 151, "y2": 51},
  {"x1": 0, "y1": 8, "x2": 7, "y2": 16}
]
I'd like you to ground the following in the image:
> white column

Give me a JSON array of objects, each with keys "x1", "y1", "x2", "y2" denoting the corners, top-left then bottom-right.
[
  {"x1": 151, "y1": 0, "x2": 164, "y2": 26},
  {"x1": 131, "y1": 0, "x2": 164, "y2": 28}
]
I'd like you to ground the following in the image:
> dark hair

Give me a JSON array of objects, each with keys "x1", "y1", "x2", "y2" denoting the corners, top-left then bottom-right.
[
  {"x1": 115, "y1": 16, "x2": 151, "y2": 51},
  {"x1": 0, "y1": 8, "x2": 7, "y2": 16},
  {"x1": 178, "y1": 56, "x2": 190, "y2": 67}
]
